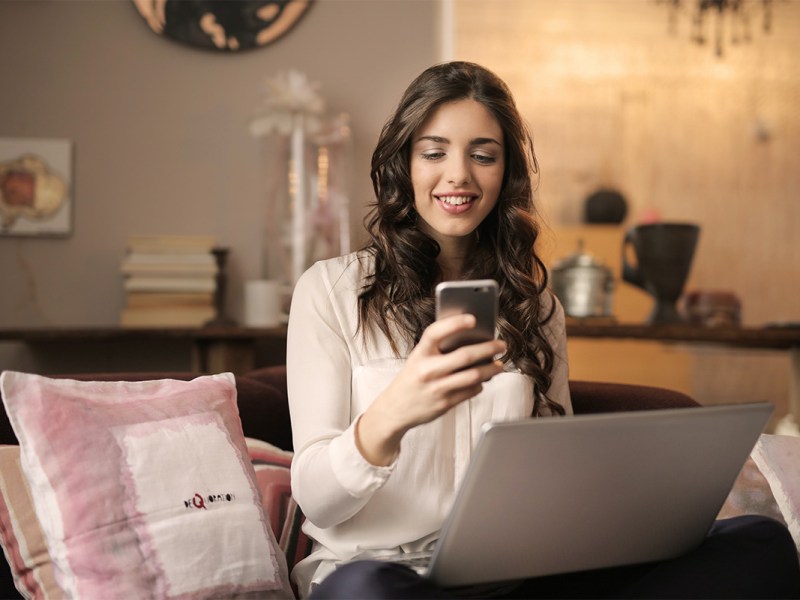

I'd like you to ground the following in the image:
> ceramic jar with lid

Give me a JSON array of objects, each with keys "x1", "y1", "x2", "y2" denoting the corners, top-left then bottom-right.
[{"x1": 551, "y1": 240, "x2": 615, "y2": 318}]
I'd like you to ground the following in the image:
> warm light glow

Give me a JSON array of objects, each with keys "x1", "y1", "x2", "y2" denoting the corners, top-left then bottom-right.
[
  {"x1": 288, "y1": 157, "x2": 298, "y2": 199},
  {"x1": 317, "y1": 146, "x2": 329, "y2": 204}
]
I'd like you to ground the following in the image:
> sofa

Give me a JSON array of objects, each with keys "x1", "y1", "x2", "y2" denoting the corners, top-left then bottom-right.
[{"x1": 0, "y1": 366, "x2": 701, "y2": 599}]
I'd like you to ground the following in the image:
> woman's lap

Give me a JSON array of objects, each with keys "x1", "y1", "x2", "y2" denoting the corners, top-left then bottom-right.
[
  {"x1": 309, "y1": 516, "x2": 800, "y2": 599},
  {"x1": 309, "y1": 560, "x2": 447, "y2": 599}
]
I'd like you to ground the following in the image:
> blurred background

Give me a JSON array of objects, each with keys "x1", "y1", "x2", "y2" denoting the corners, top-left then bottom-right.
[{"x1": 0, "y1": 0, "x2": 797, "y2": 424}]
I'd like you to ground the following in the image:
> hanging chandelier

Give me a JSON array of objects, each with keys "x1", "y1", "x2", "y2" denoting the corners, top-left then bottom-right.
[{"x1": 659, "y1": 0, "x2": 777, "y2": 57}]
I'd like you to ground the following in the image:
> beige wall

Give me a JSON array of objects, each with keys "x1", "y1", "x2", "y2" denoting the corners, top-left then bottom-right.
[
  {"x1": 0, "y1": 0, "x2": 439, "y2": 370},
  {"x1": 454, "y1": 0, "x2": 799, "y2": 419}
]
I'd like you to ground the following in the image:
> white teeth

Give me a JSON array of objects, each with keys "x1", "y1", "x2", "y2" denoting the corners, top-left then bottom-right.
[{"x1": 438, "y1": 195, "x2": 473, "y2": 206}]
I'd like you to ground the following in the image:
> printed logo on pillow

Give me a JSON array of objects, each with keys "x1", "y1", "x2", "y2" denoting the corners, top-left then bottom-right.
[{"x1": 184, "y1": 492, "x2": 236, "y2": 510}]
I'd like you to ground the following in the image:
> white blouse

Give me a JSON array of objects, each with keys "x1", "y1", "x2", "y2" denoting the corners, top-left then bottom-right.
[{"x1": 286, "y1": 252, "x2": 572, "y2": 597}]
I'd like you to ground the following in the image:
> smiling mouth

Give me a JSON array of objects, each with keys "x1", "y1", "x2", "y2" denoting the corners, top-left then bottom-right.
[{"x1": 436, "y1": 195, "x2": 477, "y2": 206}]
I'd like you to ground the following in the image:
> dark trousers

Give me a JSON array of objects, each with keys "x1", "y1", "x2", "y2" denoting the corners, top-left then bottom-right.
[{"x1": 309, "y1": 516, "x2": 800, "y2": 599}]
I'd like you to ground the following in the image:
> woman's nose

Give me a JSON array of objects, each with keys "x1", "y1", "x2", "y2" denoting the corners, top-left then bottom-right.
[{"x1": 446, "y1": 157, "x2": 471, "y2": 185}]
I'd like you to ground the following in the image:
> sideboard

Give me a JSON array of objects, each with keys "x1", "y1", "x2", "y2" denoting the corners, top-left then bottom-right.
[{"x1": 1, "y1": 323, "x2": 798, "y2": 428}]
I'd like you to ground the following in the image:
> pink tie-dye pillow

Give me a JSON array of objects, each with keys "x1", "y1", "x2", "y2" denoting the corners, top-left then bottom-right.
[{"x1": 0, "y1": 371, "x2": 293, "y2": 599}]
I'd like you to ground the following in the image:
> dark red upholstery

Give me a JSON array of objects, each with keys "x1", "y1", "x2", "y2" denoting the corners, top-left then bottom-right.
[{"x1": 569, "y1": 380, "x2": 700, "y2": 414}]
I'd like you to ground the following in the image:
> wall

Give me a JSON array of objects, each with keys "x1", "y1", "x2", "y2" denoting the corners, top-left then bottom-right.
[
  {"x1": 454, "y1": 0, "x2": 799, "y2": 419},
  {"x1": 0, "y1": 0, "x2": 439, "y2": 371}
]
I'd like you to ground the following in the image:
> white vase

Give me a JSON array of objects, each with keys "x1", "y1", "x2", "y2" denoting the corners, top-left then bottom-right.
[{"x1": 258, "y1": 112, "x2": 352, "y2": 314}]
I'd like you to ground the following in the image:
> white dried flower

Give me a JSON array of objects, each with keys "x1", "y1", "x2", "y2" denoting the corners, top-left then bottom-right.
[{"x1": 249, "y1": 69, "x2": 326, "y2": 137}]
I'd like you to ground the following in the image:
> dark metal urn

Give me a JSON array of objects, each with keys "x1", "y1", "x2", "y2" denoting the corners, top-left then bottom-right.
[{"x1": 622, "y1": 223, "x2": 700, "y2": 324}]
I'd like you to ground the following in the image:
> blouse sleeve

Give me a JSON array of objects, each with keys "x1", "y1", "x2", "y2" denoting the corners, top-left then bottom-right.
[
  {"x1": 286, "y1": 261, "x2": 395, "y2": 529},
  {"x1": 544, "y1": 294, "x2": 573, "y2": 415}
]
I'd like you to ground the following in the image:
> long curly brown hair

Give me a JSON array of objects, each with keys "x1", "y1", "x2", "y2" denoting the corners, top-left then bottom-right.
[{"x1": 358, "y1": 61, "x2": 563, "y2": 417}]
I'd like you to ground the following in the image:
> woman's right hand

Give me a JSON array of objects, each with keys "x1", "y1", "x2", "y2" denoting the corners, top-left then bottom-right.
[{"x1": 355, "y1": 314, "x2": 507, "y2": 466}]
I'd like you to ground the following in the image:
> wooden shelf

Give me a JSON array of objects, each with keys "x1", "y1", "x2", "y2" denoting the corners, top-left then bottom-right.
[
  {"x1": 0, "y1": 325, "x2": 287, "y2": 343},
  {"x1": 565, "y1": 321, "x2": 800, "y2": 350}
]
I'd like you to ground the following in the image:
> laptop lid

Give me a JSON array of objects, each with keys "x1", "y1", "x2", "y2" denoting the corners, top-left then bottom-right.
[{"x1": 425, "y1": 402, "x2": 773, "y2": 588}]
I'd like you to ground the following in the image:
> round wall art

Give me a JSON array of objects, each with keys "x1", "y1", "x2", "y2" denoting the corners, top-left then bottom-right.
[{"x1": 132, "y1": 0, "x2": 313, "y2": 52}]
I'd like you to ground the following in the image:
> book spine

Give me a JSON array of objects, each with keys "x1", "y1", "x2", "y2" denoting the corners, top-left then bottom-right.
[
  {"x1": 120, "y1": 306, "x2": 216, "y2": 327},
  {"x1": 121, "y1": 264, "x2": 218, "y2": 277},
  {"x1": 125, "y1": 291, "x2": 215, "y2": 308},
  {"x1": 126, "y1": 235, "x2": 218, "y2": 254},
  {"x1": 123, "y1": 277, "x2": 216, "y2": 293},
  {"x1": 123, "y1": 252, "x2": 217, "y2": 265}
]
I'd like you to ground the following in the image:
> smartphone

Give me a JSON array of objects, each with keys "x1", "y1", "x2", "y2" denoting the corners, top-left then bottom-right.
[{"x1": 435, "y1": 279, "x2": 498, "y2": 356}]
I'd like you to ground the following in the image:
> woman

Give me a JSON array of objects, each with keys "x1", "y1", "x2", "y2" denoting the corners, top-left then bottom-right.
[{"x1": 287, "y1": 62, "x2": 799, "y2": 599}]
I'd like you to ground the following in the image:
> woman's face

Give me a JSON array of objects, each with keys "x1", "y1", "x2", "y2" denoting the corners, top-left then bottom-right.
[{"x1": 410, "y1": 98, "x2": 505, "y2": 248}]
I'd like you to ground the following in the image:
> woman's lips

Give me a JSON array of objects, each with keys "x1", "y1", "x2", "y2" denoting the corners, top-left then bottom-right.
[{"x1": 435, "y1": 194, "x2": 477, "y2": 215}]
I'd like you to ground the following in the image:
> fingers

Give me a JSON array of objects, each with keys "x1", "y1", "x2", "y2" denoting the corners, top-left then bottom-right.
[
  {"x1": 431, "y1": 358, "x2": 505, "y2": 410},
  {"x1": 441, "y1": 356, "x2": 504, "y2": 389},
  {"x1": 418, "y1": 314, "x2": 506, "y2": 363},
  {"x1": 420, "y1": 354, "x2": 504, "y2": 412},
  {"x1": 438, "y1": 383, "x2": 485, "y2": 410},
  {"x1": 418, "y1": 313, "x2": 477, "y2": 354},
  {"x1": 412, "y1": 313, "x2": 507, "y2": 386},
  {"x1": 447, "y1": 340, "x2": 506, "y2": 372}
]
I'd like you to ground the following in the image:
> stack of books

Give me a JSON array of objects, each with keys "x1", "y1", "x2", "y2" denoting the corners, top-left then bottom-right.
[{"x1": 120, "y1": 235, "x2": 219, "y2": 327}]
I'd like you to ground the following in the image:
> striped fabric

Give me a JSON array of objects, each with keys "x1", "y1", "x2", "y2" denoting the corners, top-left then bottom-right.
[
  {"x1": 0, "y1": 445, "x2": 63, "y2": 599},
  {"x1": 246, "y1": 438, "x2": 312, "y2": 588}
]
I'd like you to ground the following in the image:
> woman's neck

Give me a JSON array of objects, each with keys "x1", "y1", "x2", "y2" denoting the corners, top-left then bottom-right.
[
  {"x1": 439, "y1": 261, "x2": 462, "y2": 282},
  {"x1": 436, "y1": 235, "x2": 477, "y2": 282},
  {"x1": 415, "y1": 219, "x2": 478, "y2": 281}
]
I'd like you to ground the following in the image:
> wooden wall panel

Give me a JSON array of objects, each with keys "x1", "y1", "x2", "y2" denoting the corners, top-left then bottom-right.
[{"x1": 454, "y1": 1, "x2": 798, "y2": 421}]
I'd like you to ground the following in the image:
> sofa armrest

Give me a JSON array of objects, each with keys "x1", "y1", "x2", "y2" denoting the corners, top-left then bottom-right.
[
  {"x1": 569, "y1": 380, "x2": 700, "y2": 414},
  {"x1": 237, "y1": 368, "x2": 292, "y2": 451}
]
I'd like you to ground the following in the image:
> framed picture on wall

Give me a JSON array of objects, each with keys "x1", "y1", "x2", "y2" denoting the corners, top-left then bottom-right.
[{"x1": 0, "y1": 137, "x2": 72, "y2": 237}]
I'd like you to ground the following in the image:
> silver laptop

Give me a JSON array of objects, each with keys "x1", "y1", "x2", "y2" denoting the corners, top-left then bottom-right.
[{"x1": 409, "y1": 402, "x2": 772, "y2": 588}]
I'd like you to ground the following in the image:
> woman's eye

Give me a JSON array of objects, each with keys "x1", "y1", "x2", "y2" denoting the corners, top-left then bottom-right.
[
  {"x1": 472, "y1": 154, "x2": 496, "y2": 164},
  {"x1": 421, "y1": 152, "x2": 445, "y2": 161}
]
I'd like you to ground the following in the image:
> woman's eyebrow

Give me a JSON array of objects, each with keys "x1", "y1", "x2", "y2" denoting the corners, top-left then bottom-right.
[
  {"x1": 415, "y1": 135, "x2": 449, "y2": 144},
  {"x1": 470, "y1": 137, "x2": 502, "y2": 146},
  {"x1": 414, "y1": 135, "x2": 501, "y2": 146}
]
